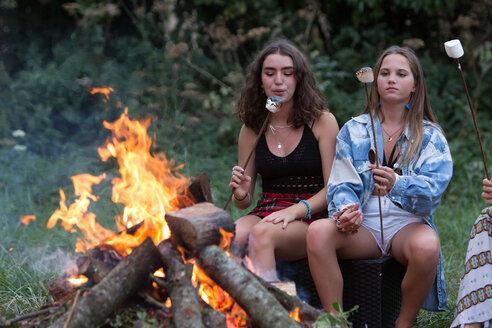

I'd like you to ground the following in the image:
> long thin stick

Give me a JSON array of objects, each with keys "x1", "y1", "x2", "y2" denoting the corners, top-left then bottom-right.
[
  {"x1": 224, "y1": 112, "x2": 272, "y2": 210},
  {"x1": 63, "y1": 289, "x2": 81, "y2": 328},
  {"x1": 456, "y1": 59, "x2": 490, "y2": 180},
  {"x1": 365, "y1": 84, "x2": 384, "y2": 246}
]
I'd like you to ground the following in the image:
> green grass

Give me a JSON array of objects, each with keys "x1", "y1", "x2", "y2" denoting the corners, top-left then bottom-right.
[{"x1": 0, "y1": 115, "x2": 488, "y2": 328}]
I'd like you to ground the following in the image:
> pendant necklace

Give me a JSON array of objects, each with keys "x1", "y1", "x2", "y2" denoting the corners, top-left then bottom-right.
[
  {"x1": 269, "y1": 124, "x2": 294, "y2": 149},
  {"x1": 381, "y1": 124, "x2": 402, "y2": 141}
]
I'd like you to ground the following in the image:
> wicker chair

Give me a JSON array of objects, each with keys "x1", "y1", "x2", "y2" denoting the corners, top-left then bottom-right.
[{"x1": 277, "y1": 256, "x2": 406, "y2": 328}]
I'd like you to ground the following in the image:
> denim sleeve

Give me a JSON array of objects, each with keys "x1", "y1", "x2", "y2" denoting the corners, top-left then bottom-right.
[
  {"x1": 326, "y1": 126, "x2": 365, "y2": 217},
  {"x1": 388, "y1": 128, "x2": 453, "y2": 217}
]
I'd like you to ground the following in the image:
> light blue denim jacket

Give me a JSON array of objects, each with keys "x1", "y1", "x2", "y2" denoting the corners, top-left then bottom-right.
[{"x1": 327, "y1": 113, "x2": 453, "y2": 311}]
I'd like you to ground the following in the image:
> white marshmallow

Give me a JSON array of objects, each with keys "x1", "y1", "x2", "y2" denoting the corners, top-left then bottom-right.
[
  {"x1": 444, "y1": 39, "x2": 464, "y2": 59},
  {"x1": 356, "y1": 67, "x2": 374, "y2": 83},
  {"x1": 265, "y1": 95, "x2": 282, "y2": 113}
]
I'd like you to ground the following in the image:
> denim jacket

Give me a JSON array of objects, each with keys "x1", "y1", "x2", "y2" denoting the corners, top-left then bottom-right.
[{"x1": 327, "y1": 113, "x2": 453, "y2": 311}]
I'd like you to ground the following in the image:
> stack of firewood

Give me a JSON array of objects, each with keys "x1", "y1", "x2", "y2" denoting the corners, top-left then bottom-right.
[{"x1": 1, "y1": 174, "x2": 322, "y2": 328}]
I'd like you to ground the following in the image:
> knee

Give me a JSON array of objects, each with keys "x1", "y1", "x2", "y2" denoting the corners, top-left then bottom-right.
[
  {"x1": 409, "y1": 232, "x2": 440, "y2": 265},
  {"x1": 307, "y1": 219, "x2": 337, "y2": 256},
  {"x1": 248, "y1": 223, "x2": 272, "y2": 250},
  {"x1": 234, "y1": 219, "x2": 252, "y2": 245}
]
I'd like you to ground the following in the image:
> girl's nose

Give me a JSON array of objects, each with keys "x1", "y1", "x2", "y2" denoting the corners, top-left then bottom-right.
[{"x1": 274, "y1": 72, "x2": 283, "y2": 84}]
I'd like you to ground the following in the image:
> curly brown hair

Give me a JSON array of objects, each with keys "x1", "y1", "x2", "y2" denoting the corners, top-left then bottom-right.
[{"x1": 236, "y1": 39, "x2": 327, "y2": 134}]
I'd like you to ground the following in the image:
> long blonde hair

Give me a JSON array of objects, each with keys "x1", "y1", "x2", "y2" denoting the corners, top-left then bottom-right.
[{"x1": 364, "y1": 46, "x2": 442, "y2": 168}]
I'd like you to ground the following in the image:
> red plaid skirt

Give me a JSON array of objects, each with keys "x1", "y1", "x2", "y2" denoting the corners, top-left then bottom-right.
[{"x1": 249, "y1": 192, "x2": 328, "y2": 224}]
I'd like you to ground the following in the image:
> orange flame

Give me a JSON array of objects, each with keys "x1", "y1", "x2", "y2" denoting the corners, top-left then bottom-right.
[
  {"x1": 90, "y1": 87, "x2": 114, "y2": 101},
  {"x1": 19, "y1": 215, "x2": 36, "y2": 225},
  {"x1": 46, "y1": 108, "x2": 193, "y2": 255},
  {"x1": 47, "y1": 173, "x2": 114, "y2": 253}
]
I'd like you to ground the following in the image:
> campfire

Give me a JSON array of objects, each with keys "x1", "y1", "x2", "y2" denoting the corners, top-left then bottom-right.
[{"x1": 10, "y1": 88, "x2": 322, "y2": 328}]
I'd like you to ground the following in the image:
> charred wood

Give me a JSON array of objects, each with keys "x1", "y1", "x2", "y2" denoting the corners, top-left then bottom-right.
[
  {"x1": 253, "y1": 275, "x2": 323, "y2": 323},
  {"x1": 49, "y1": 238, "x2": 162, "y2": 328},
  {"x1": 196, "y1": 245, "x2": 300, "y2": 328},
  {"x1": 156, "y1": 239, "x2": 204, "y2": 328},
  {"x1": 166, "y1": 202, "x2": 234, "y2": 256}
]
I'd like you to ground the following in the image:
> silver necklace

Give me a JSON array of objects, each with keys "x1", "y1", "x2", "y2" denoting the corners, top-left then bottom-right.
[
  {"x1": 269, "y1": 125, "x2": 294, "y2": 149},
  {"x1": 381, "y1": 125, "x2": 402, "y2": 141}
]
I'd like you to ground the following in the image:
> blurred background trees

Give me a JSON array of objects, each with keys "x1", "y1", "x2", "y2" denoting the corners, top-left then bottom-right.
[
  {"x1": 1, "y1": 0, "x2": 491, "y2": 212},
  {"x1": 0, "y1": 1, "x2": 490, "y2": 324}
]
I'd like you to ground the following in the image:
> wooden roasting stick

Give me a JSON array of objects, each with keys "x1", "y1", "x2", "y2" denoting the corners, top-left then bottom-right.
[
  {"x1": 49, "y1": 238, "x2": 162, "y2": 328},
  {"x1": 444, "y1": 39, "x2": 490, "y2": 180},
  {"x1": 224, "y1": 95, "x2": 282, "y2": 210},
  {"x1": 356, "y1": 67, "x2": 384, "y2": 245},
  {"x1": 166, "y1": 202, "x2": 300, "y2": 328}
]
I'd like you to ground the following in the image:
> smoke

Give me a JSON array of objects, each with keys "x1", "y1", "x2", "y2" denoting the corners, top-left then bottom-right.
[{"x1": 29, "y1": 247, "x2": 78, "y2": 276}]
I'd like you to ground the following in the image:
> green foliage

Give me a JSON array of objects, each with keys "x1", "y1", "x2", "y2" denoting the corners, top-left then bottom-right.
[
  {"x1": 313, "y1": 303, "x2": 358, "y2": 328},
  {"x1": 0, "y1": 0, "x2": 491, "y2": 327}
]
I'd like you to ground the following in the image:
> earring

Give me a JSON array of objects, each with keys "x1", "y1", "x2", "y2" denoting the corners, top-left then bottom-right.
[
  {"x1": 405, "y1": 104, "x2": 410, "y2": 110},
  {"x1": 378, "y1": 102, "x2": 381, "y2": 107}
]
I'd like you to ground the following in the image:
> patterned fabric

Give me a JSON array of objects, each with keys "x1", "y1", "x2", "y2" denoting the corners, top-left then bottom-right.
[
  {"x1": 249, "y1": 192, "x2": 327, "y2": 224},
  {"x1": 326, "y1": 113, "x2": 453, "y2": 311},
  {"x1": 451, "y1": 207, "x2": 492, "y2": 328}
]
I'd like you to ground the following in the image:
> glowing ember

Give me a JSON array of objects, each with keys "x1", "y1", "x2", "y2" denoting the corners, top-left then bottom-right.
[
  {"x1": 68, "y1": 274, "x2": 89, "y2": 286},
  {"x1": 90, "y1": 87, "x2": 114, "y2": 101},
  {"x1": 153, "y1": 268, "x2": 165, "y2": 278},
  {"x1": 19, "y1": 215, "x2": 36, "y2": 225},
  {"x1": 289, "y1": 307, "x2": 300, "y2": 322}
]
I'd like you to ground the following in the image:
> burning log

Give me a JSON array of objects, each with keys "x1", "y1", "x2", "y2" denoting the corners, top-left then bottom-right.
[
  {"x1": 156, "y1": 239, "x2": 224, "y2": 328},
  {"x1": 47, "y1": 244, "x2": 124, "y2": 302},
  {"x1": 197, "y1": 245, "x2": 300, "y2": 328},
  {"x1": 188, "y1": 172, "x2": 213, "y2": 203},
  {"x1": 253, "y1": 275, "x2": 322, "y2": 323},
  {"x1": 166, "y1": 202, "x2": 235, "y2": 256},
  {"x1": 49, "y1": 238, "x2": 162, "y2": 328}
]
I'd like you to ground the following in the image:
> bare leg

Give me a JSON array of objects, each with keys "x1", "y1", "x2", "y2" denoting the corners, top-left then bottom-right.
[
  {"x1": 391, "y1": 223, "x2": 441, "y2": 328},
  {"x1": 306, "y1": 219, "x2": 380, "y2": 313},
  {"x1": 248, "y1": 220, "x2": 309, "y2": 281},
  {"x1": 234, "y1": 214, "x2": 261, "y2": 245}
]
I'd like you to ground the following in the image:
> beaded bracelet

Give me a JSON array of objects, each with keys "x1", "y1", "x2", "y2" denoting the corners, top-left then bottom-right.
[{"x1": 299, "y1": 200, "x2": 311, "y2": 220}]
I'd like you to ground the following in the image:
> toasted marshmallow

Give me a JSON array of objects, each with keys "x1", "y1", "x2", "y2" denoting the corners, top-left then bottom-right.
[
  {"x1": 265, "y1": 95, "x2": 282, "y2": 113},
  {"x1": 356, "y1": 67, "x2": 374, "y2": 83},
  {"x1": 444, "y1": 39, "x2": 464, "y2": 59}
]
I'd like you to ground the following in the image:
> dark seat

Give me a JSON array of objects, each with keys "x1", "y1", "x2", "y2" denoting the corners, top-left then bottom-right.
[{"x1": 277, "y1": 256, "x2": 406, "y2": 328}]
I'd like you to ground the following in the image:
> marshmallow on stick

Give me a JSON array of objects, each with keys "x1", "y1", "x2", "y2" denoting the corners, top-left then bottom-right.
[
  {"x1": 356, "y1": 67, "x2": 374, "y2": 83},
  {"x1": 444, "y1": 39, "x2": 490, "y2": 180},
  {"x1": 444, "y1": 39, "x2": 464, "y2": 59},
  {"x1": 356, "y1": 66, "x2": 384, "y2": 245},
  {"x1": 223, "y1": 95, "x2": 283, "y2": 210},
  {"x1": 266, "y1": 95, "x2": 282, "y2": 113}
]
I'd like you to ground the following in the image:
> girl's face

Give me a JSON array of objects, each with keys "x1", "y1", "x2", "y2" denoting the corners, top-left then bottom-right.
[
  {"x1": 261, "y1": 53, "x2": 297, "y2": 105},
  {"x1": 377, "y1": 54, "x2": 416, "y2": 106}
]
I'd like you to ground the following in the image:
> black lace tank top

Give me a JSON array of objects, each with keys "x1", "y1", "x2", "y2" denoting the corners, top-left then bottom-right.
[{"x1": 255, "y1": 125, "x2": 324, "y2": 194}]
